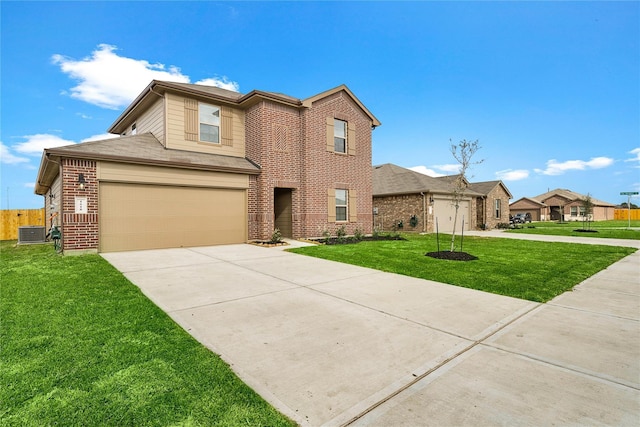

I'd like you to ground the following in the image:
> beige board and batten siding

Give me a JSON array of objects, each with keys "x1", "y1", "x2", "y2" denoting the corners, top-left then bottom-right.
[
  {"x1": 97, "y1": 161, "x2": 249, "y2": 252},
  {"x1": 165, "y1": 92, "x2": 246, "y2": 157}
]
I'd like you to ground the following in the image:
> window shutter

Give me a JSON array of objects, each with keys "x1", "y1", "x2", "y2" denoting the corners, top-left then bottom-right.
[
  {"x1": 349, "y1": 189, "x2": 358, "y2": 222},
  {"x1": 347, "y1": 123, "x2": 356, "y2": 156},
  {"x1": 326, "y1": 117, "x2": 334, "y2": 152},
  {"x1": 184, "y1": 99, "x2": 198, "y2": 141},
  {"x1": 220, "y1": 106, "x2": 233, "y2": 146},
  {"x1": 327, "y1": 188, "x2": 336, "y2": 222}
]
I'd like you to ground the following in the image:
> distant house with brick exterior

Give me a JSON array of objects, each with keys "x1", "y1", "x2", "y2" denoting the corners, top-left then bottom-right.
[
  {"x1": 35, "y1": 81, "x2": 380, "y2": 253},
  {"x1": 372, "y1": 164, "x2": 512, "y2": 232},
  {"x1": 510, "y1": 188, "x2": 614, "y2": 222}
]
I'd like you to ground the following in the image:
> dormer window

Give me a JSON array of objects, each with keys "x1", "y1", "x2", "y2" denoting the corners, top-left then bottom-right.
[{"x1": 199, "y1": 103, "x2": 220, "y2": 144}]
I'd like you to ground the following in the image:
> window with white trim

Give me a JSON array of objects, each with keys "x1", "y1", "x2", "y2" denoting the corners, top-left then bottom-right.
[
  {"x1": 199, "y1": 102, "x2": 220, "y2": 143},
  {"x1": 335, "y1": 189, "x2": 348, "y2": 221},
  {"x1": 570, "y1": 206, "x2": 585, "y2": 217},
  {"x1": 494, "y1": 199, "x2": 501, "y2": 218},
  {"x1": 334, "y1": 119, "x2": 347, "y2": 153}
]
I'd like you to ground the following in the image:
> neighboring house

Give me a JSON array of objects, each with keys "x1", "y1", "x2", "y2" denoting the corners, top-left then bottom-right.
[
  {"x1": 372, "y1": 164, "x2": 512, "y2": 232},
  {"x1": 35, "y1": 81, "x2": 380, "y2": 254},
  {"x1": 510, "y1": 188, "x2": 615, "y2": 222},
  {"x1": 468, "y1": 180, "x2": 513, "y2": 229}
]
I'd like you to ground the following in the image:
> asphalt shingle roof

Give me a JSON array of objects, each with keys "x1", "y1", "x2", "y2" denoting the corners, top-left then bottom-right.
[
  {"x1": 532, "y1": 188, "x2": 614, "y2": 207},
  {"x1": 45, "y1": 133, "x2": 261, "y2": 174},
  {"x1": 372, "y1": 163, "x2": 482, "y2": 197}
]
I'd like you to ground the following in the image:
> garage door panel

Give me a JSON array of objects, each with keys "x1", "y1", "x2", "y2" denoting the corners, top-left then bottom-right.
[
  {"x1": 433, "y1": 199, "x2": 470, "y2": 233},
  {"x1": 100, "y1": 183, "x2": 246, "y2": 252}
]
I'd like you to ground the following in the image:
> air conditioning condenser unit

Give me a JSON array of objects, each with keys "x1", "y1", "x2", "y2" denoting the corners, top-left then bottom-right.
[{"x1": 18, "y1": 226, "x2": 46, "y2": 244}]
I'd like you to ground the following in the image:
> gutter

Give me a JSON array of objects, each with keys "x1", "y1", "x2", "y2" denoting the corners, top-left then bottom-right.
[{"x1": 42, "y1": 149, "x2": 262, "y2": 176}]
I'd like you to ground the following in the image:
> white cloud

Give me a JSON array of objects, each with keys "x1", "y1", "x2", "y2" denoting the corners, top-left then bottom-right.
[
  {"x1": 14, "y1": 134, "x2": 76, "y2": 155},
  {"x1": 81, "y1": 133, "x2": 120, "y2": 143},
  {"x1": 625, "y1": 148, "x2": 640, "y2": 165},
  {"x1": 0, "y1": 142, "x2": 30, "y2": 164},
  {"x1": 534, "y1": 157, "x2": 614, "y2": 176},
  {"x1": 408, "y1": 166, "x2": 445, "y2": 177},
  {"x1": 195, "y1": 77, "x2": 240, "y2": 92},
  {"x1": 52, "y1": 44, "x2": 240, "y2": 110},
  {"x1": 432, "y1": 164, "x2": 461, "y2": 173},
  {"x1": 495, "y1": 169, "x2": 529, "y2": 181},
  {"x1": 23, "y1": 182, "x2": 35, "y2": 189}
]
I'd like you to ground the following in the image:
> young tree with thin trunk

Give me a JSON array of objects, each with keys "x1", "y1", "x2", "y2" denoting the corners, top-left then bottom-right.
[
  {"x1": 581, "y1": 193, "x2": 594, "y2": 230},
  {"x1": 449, "y1": 139, "x2": 483, "y2": 252}
]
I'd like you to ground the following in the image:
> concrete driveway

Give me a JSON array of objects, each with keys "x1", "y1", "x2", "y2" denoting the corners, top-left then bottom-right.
[{"x1": 102, "y1": 237, "x2": 639, "y2": 426}]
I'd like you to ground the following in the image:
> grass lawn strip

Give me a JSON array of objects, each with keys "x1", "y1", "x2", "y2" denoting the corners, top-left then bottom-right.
[
  {"x1": 506, "y1": 219, "x2": 640, "y2": 240},
  {"x1": 0, "y1": 241, "x2": 295, "y2": 427},
  {"x1": 288, "y1": 233, "x2": 636, "y2": 303}
]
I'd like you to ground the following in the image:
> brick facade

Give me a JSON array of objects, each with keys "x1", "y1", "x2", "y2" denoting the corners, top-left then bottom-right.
[
  {"x1": 60, "y1": 159, "x2": 99, "y2": 254},
  {"x1": 480, "y1": 184, "x2": 511, "y2": 229},
  {"x1": 373, "y1": 194, "x2": 430, "y2": 232},
  {"x1": 247, "y1": 91, "x2": 374, "y2": 240}
]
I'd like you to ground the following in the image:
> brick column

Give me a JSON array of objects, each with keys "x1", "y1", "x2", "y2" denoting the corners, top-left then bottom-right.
[{"x1": 61, "y1": 159, "x2": 99, "y2": 254}]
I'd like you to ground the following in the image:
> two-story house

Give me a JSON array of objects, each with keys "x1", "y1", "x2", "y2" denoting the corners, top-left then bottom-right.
[{"x1": 35, "y1": 81, "x2": 380, "y2": 254}]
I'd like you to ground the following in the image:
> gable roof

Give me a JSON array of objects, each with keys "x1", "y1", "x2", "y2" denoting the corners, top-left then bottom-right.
[
  {"x1": 509, "y1": 196, "x2": 546, "y2": 207},
  {"x1": 532, "y1": 188, "x2": 614, "y2": 207},
  {"x1": 372, "y1": 163, "x2": 482, "y2": 197},
  {"x1": 302, "y1": 84, "x2": 381, "y2": 127},
  {"x1": 35, "y1": 133, "x2": 260, "y2": 195},
  {"x1": 109, "y1": 81, "x2": 380, "y2": 134},
  {"x1": 469, "y1": 180, "x2": 513, "y2": 199}
]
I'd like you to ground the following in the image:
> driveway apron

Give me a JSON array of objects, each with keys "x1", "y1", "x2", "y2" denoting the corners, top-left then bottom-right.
[{"x1": 102, "y1": 236, "x2": 640, "y2": 426}]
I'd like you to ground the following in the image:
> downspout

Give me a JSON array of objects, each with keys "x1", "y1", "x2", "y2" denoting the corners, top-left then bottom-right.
[{"x1": 420, "y1": 192, "x2": 426, "y2": 233}]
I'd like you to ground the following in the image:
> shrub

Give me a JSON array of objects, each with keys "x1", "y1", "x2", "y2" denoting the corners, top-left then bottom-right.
[
  {"x1": 496, "y1": 222, "x2": 511, "y2": 229},
  {"x1": 270, "y1": 228, "x2": 282, "y2": 243},
  {"x1": 336, "y1": 225, "x2": 347, "y2": 243},
  {"x1": 322, "y1": 229, "x2": 331, "y2": 244},
  {"x1": 354, "y1": 228, "x2": 364, "y2": 241}
]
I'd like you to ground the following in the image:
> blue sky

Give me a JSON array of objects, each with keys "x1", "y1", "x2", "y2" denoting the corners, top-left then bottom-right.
[{"x1": 1, "y1": 1, "x2": 639, "y2": 209}]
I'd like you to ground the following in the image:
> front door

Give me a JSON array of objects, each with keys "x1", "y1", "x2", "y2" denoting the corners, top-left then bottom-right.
[{"x1": 274, "y1": 188, "x2": 293, "y2": 238}]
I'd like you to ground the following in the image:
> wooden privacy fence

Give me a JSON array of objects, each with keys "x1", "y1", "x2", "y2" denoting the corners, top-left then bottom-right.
[
  {"x1": 614, "y1": 209, "x2": 640, "y2": 221},
  {"x1": 0, "y1": 209, "x2": 45, "y2": 240}
]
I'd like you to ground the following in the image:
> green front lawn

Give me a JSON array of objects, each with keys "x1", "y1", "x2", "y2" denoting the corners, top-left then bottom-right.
[
  {"x1": 507, "y1": 220, "x2": 640, "y2": 240},
  {"x1": 0, "y1": 241, "x2": 295, "y2": 427},
  {"x1": 289, "y1": 233, "x2": 636, "y2": 302}
]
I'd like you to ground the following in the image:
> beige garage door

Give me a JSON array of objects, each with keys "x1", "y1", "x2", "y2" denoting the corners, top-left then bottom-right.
[
  {"x1": 100, "y1": 182, "x2": 246, "y2": 252},
  {"x1": 433, "y1": 198, "x2": 470, "y2": 233}
]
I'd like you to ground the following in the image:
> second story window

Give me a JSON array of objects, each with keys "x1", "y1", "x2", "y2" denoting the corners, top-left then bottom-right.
[
  {"x1": 199, "y1": 103, "x2": 220, "y2": 143},
  {"x1": 334, "y1": 119, "x2": 347, "y2": 153}
]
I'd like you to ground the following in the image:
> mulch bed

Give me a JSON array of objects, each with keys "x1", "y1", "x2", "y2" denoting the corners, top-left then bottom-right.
[
  {"x1": 310, "y1": 235, "x2": 406, "y2": 245},
  {"x1": 573, "y1": 229, "x2": 599, "y2": 233},
  {"x1": 250, "y1": 241, "x2": 289, "y2": 247},
  {"x1": 425, "y1": 251, "x2": 478, "y2": 261}
]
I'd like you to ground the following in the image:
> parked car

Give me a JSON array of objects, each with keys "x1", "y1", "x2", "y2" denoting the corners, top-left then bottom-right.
[{"x1": 511, "y1": 213, "x2": 532, "y2": 224}]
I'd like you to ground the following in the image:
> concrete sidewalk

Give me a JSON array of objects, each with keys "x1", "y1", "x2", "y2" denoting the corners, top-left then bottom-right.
[{"x1": 102, "y1": 235, "x2": 639, "y2": 426}]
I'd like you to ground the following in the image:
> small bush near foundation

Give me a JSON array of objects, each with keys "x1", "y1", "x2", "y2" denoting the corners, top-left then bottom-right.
[
  {"x1": 354, "y1": 228, "x2": 364, "y2": 241},
  {"x1": 270, "y1": 228, "x2": 283, "y2": 243}
]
